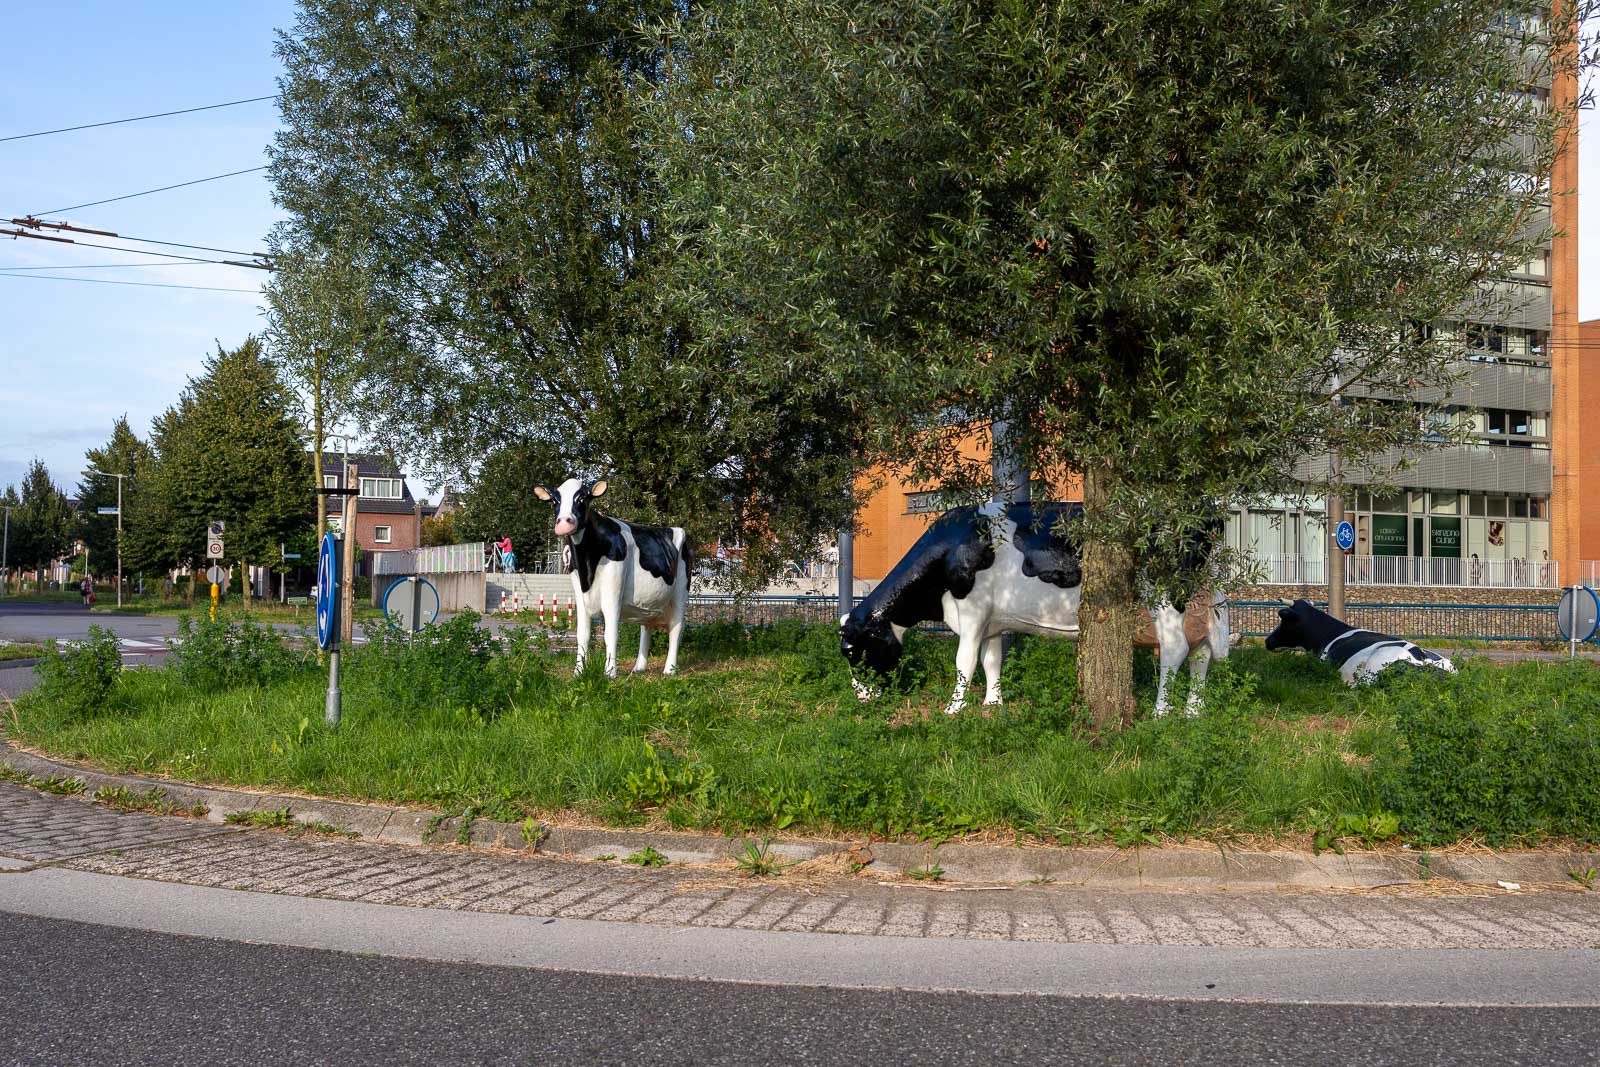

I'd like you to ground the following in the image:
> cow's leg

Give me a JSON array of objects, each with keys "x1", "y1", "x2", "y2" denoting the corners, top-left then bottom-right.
[
  {"x1": 1150, "y1": 602, "x2": 1189, "y2": 717},
  {"x1": 663, "y1": 583, "x2": 687, "y2": 675},
  {"x1": 633, "y1": 626, "x2": 651, "y2": 673},
  {"x1": 945, "y1": 626, "x2": 982, "y2": 716},
  {"x1": 574, "y1": 596, "x2": 592, "y2": 675},
  {"x1": 1184, "y1": 642, "x2": 1213, "y2": 716},
  {"x1": 1209, "y1": 594, "x2": 1232, "y2": 662},
  {"x1": 981, "y1": 634, "x2": 1005, "y2": 706},
  {"x1": 602, "y1": 610, "x2": 620, "y2": 677}
]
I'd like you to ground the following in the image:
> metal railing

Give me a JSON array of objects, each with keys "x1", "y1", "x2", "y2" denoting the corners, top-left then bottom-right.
[
  {"x1": 1231, "y1": 601, "x2": 1560, "y2": 643},
  {"x1": 1254, "y1": 554, "x2": 1558, "y2": 589},
  {"x1": 680, "y1": 596, "x2": 1563, "y2": 644},
  {"x1": 372, "y1": 541, "x2": 486, "y2": 576}
]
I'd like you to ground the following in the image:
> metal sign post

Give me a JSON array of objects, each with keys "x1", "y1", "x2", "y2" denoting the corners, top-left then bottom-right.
[
  {"x1": 1556, "y1": 585, "x2": 1598, "y2": 658},
  {"x1": 316, "y1": 531, "x2": 341, "y2": 729}
]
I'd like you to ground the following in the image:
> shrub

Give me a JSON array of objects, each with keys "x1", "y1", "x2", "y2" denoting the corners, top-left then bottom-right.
[
  {"x1": 353, "y1": 610, "x2": 546, "y2": 718},
  {"x1": 30, "y1": 626, "x2": 122, "y2": 716},
  {"x1": 167, "y1": 616, "x2": 308, "y2": 693},
  {"x1": 1373, "y1": 660, "x2": 1600, "y2": 844}
]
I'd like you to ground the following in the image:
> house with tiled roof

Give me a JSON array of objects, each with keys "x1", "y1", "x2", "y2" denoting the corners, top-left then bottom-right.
[{"x1": 315, "y1": 452, "x2": 425, "y2": 551}]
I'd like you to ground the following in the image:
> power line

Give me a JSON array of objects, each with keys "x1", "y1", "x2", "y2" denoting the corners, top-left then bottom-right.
[
  {"x1": 35, "y1": 166, "x2": 269, "y2": 218},
  {"x1": 0, "y1": 261, "x2": 240, "y2": 271},
  {"x1": 0, "y1": 95, "x2": 277, "y2": 143},
  {"x1": 0, "y1": 273, "x2": 259, "y2": 294},
  {"x1": 6, "y1": 220, "x2": 273, "y2": 268}
]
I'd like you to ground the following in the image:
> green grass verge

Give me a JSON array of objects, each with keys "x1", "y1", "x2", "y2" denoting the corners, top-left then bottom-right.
[
  {"x1": 0, "y1": 644, "x2": 46, "y2": 661},
  {"x1": 9, "y1": 616, "x2": 1599, "y2": 849}
]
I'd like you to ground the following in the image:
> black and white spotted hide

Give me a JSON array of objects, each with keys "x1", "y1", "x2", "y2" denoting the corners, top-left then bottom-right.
[
  {"x1": 1264, "y1": 600, "x2": 1454, "y2": 685},
  {"x1": 533, "y1": 477, "x2": 690, "y2": 677}
]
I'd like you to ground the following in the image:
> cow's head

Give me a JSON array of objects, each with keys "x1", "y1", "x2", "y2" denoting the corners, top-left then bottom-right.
[
  {"x1": 839, "y1": 609, "x2": 902, "y2": 699},
  {"x1": 1264, "y1": 599, "x2": 1326, "y2": 653},
  {"x1": 534, "y1": 477, "x2": 607, "y2": 539}
]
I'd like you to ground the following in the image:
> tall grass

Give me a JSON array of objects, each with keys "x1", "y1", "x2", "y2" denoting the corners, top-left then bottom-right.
[{"x1": 10, "y1": 617, "x2": 1596, "y2": 846}]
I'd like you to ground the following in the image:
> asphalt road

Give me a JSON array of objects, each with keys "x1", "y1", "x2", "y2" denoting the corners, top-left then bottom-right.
[{"x1": 1, "y1": 910, "x2": 1595, "y2": 1067}]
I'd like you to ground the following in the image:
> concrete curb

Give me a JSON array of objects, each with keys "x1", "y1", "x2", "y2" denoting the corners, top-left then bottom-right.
[
  {"x1": 0, "y1": 658, "x2": 41, "y2": 671},
  {"x1": 4, "y1": 740, "x2": 1597, "y2": 890}
]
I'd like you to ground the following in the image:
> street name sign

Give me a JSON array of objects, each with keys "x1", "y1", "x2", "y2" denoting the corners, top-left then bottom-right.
[{"x1": 97, "y1": 507, "x2": 119, "y2": 515}]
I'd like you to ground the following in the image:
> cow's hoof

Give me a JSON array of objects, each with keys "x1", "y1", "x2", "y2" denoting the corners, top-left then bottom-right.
[{"x1": 663, "y1": 666, "x2": 678, "y2": 676}]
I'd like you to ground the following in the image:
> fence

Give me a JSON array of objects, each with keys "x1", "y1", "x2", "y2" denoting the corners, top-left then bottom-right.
[
  {"x1": 1255, "y1": 554, "x2": 1558, "y2": 589},
  {"x1": 372, "y1": 542, "x2": 485, "y2": 576},
  {"x1": 1230, "y1": 601, "x2": 1562, "y2": 643},
  {"x1": 679, "y1": 596, "x2": 1564, "y2": 644}
]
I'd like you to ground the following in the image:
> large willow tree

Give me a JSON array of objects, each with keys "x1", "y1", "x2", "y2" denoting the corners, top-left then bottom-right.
[
  {"x1": 268, "y1": 0, "x2": 865, "y2": 582},
  {"x1": 657, "y1": 0, "x2": 1587, "y2": 726}
]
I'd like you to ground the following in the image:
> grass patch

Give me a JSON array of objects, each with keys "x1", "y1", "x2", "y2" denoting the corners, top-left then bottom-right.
[
  {"x1": 9, "y1": 616, "x2": 1600, "y2": 848},
  {"x1": 94, "y1": 785, "x2": 208, "y2": 818},
  {"x1": 223, "y1": 806, "x2": 358, "y2": 838},
  {"x1": 0, "y1": 644, "x2": 46, "y2": 662},
  {"x1": 624, "y1": 846, "x2": 669, "y2": 868}
]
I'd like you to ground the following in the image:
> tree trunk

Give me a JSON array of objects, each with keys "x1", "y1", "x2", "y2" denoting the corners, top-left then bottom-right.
[
  {"x1": 241, "y1": 558, "x2": 250, "y2": 607},
  {"x1": 1077, "y1": 467, "x2": 1140, "y2": 732}
]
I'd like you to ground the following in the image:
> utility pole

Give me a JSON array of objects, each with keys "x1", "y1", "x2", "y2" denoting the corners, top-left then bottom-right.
[
  {"x1": 1327, "y1": 374, "x2": 1346, "y2": 622},
  {"x1": 340, "y1": 459, "x2": 358, "y2": 646}
]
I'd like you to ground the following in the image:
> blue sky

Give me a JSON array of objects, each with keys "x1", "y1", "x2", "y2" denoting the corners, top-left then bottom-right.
[{"x1": 3, "y1": 4, "x2": 1599, "y2": 503}]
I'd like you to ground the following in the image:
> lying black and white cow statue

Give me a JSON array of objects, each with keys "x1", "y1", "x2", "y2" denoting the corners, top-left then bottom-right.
[
  {"x1": 840, "y1": 501, "x2": 1230, "y2": 717},
  {"x1": 534, "y1": 478, "x2": 691, "y2": 677},
  {"x1": 1264, "y1": 599, "x2": 1454, "y2": 684}
]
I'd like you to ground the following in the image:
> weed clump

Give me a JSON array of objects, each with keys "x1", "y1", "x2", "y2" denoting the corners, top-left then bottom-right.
[
  {"x1": 167, "y1": 616, "x2": 309, "y2": 693},
  {"x1": 30, "y1": 626, "x2": 122, "y2": 716}
]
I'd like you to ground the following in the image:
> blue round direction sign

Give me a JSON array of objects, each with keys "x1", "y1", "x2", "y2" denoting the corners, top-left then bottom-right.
[
  {"x1": 316, "y1": 532, "x2": 339, "y2": 650},
  {"x1": 1334, "y1": 520, "x2": 1356, "y2": 553}
]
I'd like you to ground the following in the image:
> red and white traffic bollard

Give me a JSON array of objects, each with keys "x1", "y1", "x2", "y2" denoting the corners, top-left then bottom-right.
[
  {"x1": 499, "y1": 591, "x2": 507, "y2": 614},
  {"x1": 538, "y1": 596, "x2": 546, "y2": 625}
]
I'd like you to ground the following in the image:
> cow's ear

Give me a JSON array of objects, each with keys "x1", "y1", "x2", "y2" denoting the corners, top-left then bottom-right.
[
  {"x1": 533, "y1": 485, "x2": 552, "y2": 502},
  {"x1": 589, "y1": 479, "x2": 608, "y2": 499},
  {"x1": 1278, "y1": 607, "x2": 1295, "y2": 621},
  {"x1": 839, "y1": 614, "x2": 850, "y2": 627}
]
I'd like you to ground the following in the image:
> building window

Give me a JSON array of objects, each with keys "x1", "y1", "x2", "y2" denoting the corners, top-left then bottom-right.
[
  {"x1": 323, "y1": 475, "x2": 339, "y2": 489},
  {"x1": 326, "y1": 515, "x2": 343, "y2": 533},
  {"x1": 905, "y1": 490, "x2": 948, "y2": 514},
  {"x1": 373, "y1": 526, "x2": 392, "y2": 544},
  {"x1": 360, "y1": 477, "x2": 403, "y2": 499}
]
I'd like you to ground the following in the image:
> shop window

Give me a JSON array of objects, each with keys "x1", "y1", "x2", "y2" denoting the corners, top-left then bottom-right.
[
  {"x1": 1488, "y1": 497, "x2": 1508, "y2": 518},
  {"x1": 1430, "y1": 493, "x2": 1460, "y2": 516}
]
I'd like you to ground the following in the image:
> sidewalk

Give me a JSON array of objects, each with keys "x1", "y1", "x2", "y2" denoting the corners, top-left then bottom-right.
[{"x1": 3, "y1": 768, "x2": 1598, "y2": 952}]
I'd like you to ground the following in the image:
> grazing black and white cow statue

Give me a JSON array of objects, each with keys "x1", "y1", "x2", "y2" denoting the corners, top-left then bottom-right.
[
  {"x1": 534, "y1": 478, "x2": 691, "y2": 677},
  {"x1": 839, "y1": 501, "x2": 1230, "y2": 717},
  {"x1": 1264, "y1": 599, "x2": 1454, "y2": 685}
]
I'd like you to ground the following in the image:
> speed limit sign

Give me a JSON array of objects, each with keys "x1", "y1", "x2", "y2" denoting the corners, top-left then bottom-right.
[{"x1": 207, "y1": 538, "x2": 225, "y2": 559}]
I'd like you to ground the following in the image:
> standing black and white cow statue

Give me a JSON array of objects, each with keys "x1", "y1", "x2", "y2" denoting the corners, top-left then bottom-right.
[
  {"x1": 1265, "y1": 599, "x2": 1455, "y2": 684},
  {"x1": 839, "y1": 501, "x2": 1230, "y2": 717},
  {"x1": 534, "y1": 478, "x2": 691, "y2": 677}
]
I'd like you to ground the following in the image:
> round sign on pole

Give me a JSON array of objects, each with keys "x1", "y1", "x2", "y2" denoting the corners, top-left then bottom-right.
[
  {"x1": 205, "y1": 564, "x2": 226, "y2": 585},
  {"x1": 316, "y1": 532, "x2": 339, "y2": 650},
  {"x1": 1334, "y1": 521, "x2": 1356, "y2": 553},
  {"x1": 1557, "y1": 585, "x2": 1599, "y2": 643},
  {"x1": 383, "y1": 576, "x2": 441, "y2": 632}
]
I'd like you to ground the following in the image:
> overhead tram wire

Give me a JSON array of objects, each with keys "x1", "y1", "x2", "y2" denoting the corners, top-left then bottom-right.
[
  {"x1": 0, "y1": 261, "x2": 242, "y2": 271},
  {"x1": 0, "y1": 95, "x2": 277, "y2": 143},
  {"x1": 5, "y1": 218, "x2": 273, "y2": 269},
  {"x1": 0, "y1": 273, "x2": 259, "y2": 294},
  {"x1": 34, "y1": 166, "x2": 269, "y2": 218}
]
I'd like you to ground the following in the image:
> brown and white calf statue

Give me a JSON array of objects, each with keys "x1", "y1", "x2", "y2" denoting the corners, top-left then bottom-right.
[
  {"x1": 534, "y1": 478, "x2": 691, "y2": 677},
  {"x1": 839, "y1": 501, "x2": 1230, "y2": 717}
]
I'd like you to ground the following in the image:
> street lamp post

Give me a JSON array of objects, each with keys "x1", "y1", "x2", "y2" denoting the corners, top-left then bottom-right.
[
  {"x1": 1, "y1": 503, "x2": 12, "y2": 595},
  {"x1": 83, "y1": 469, "x2": 127, "y2": 608}
]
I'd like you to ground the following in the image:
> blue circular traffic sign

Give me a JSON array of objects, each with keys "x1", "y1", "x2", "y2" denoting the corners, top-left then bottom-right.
[
  {"x1": 1334, "y1": 520, "x2": 1356, "y2": 553},
  {"x1": 316, "y1": 532, "x2": 339, "y2": 650}
]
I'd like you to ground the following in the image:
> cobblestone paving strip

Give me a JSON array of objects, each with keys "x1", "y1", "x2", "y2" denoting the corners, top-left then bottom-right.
[
  {"x1": 5, "y1": 781, "x2": 1599, "y2": 950},
  {"x1": 0, "y1": 782, "x2": 231, "y2": 862}
]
